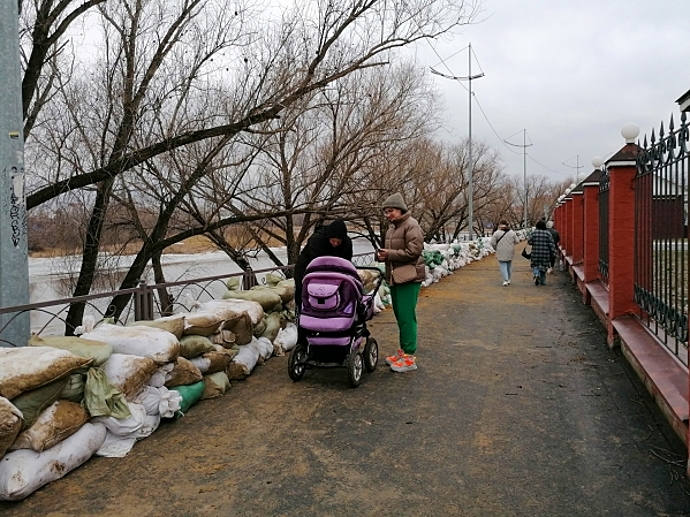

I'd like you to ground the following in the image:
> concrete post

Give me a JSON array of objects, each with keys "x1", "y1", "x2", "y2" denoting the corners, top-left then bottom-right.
[{"x1": 0, "y1": 3, "x2": 29, "y2": 347}]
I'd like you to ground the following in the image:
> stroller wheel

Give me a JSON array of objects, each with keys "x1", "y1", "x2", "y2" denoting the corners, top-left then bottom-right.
[
  {"x1": 288, "y1": 344, "x2": 308, "y2": 382},
  {"x1": 363, "y1": 337, "x2": 378, "y2": 372},
  {"x1": 347, "y1": 351, "x2": 364, "y2": 387}
]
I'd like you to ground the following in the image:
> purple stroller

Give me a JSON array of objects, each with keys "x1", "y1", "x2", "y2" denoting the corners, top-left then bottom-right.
[{"x1": 288, "y1": 256, "x2": 383, "y2": 387}]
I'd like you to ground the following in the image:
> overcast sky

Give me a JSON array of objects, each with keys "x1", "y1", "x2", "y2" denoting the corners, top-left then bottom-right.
[{"x1": 408, "y1": 0, "x2": 690, "y2": 185}]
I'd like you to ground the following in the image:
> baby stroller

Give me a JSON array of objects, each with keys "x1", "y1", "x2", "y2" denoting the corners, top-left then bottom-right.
[{"x1": 288, "y1": 256, "x2": 383, "y2": 387}]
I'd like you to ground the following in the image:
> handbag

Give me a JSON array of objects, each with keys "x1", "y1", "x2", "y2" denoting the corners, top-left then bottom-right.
[
  {"x1": 391, "y1": 263, "x2": 418, "y2": 284},
  {"x1": 521, "y1": 247, "x2": 531, "y2": 260}
]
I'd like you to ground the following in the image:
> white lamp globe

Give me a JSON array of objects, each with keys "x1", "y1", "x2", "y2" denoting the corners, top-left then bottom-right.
[
  {"x1": 592, "y1": 156, "x2": 605, "y2": 170},
  {"x1": 569, "y1": 183, "x2": 576, "y2": 190},
  {"x1": 565, "y1": 188, "x2": 571, "y2": 195},
  {"x1": 621, "y1": 123, "x2": 640, "y2": 143}
]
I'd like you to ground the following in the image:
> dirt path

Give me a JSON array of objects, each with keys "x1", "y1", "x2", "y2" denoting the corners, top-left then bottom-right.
[{"x1": 3, "y1": 255, "x2": 690, "y2": 516}]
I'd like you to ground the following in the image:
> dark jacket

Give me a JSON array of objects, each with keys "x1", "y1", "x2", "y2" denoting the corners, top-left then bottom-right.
[
  {"x1": 528, "y1": 228, "x2": 556, "y2": 269},
  {"x1": 293, "y1": 221, "x2": 353, "y2": 305},
  {"x1": 546, "y1": 227, "x2": 560, "y2": 246}
]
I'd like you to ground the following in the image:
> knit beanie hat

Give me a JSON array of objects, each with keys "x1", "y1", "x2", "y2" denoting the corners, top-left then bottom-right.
[
  {"x1": 325, "y1": 220, "x2": 347, "y2": 240},
  {"x1": 382, "y1": 192, "x2": 408, "y2": 212}
]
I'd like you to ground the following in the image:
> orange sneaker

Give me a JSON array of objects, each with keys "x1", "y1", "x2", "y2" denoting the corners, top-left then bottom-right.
[
  {"x1": 390, "y1": 355, "x2": 417, "y2": 372},
  {"x1": 385, "y1": 349, "x2": 409, "y2": 366}
]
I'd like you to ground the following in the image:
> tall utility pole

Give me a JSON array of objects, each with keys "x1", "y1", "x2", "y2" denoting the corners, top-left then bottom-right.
[
  {"x1": 430, "y1": 43, "x2": 484, "y2": 241},
  {"x1": 505, "y1": 129, "x2": 532, "y2": 229},
  {"x1": 0, "y1": 3, "x2": 30, "y2": 347}
]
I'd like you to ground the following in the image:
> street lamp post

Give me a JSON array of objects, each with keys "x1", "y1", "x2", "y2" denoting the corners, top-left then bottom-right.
[{"x1": 0, "y1": 3, "x2": 29, "y2": 347}]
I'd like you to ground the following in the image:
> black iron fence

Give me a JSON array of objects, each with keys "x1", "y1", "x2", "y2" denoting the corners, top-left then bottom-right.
[
  {"x1": 635, "y1": 112, "x2": 689, "y2": 362},
  {"x1": 598, "y1": 166, "x2": 610, "y2": 285},
  {"x1": 0, "y1": 252, "x2": 378, "y2": 347}
]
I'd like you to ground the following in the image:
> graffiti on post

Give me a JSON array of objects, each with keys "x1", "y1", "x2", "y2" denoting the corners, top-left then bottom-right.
[{"x1": 4, "y1": 165, "x2": 27, "y2": 248}]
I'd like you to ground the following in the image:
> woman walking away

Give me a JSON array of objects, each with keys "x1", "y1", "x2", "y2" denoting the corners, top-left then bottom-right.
[
  {"x1": 376, "y1": 193, "x2": 425, "y2": 373},
  {"x1": 528, "y1": 220, "x2": 556, "y2": 286},
  {"x1": 490, "y1": 219, "x2": 520, "y2": 286}
]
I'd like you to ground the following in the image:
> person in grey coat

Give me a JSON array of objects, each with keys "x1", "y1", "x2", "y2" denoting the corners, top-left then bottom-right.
[
  {"x1": 528, "y1": 219, "x2": 556, "y2": 286},
  {"x1": 489, "y1": 219, "x2": 520, "y2": 286}
]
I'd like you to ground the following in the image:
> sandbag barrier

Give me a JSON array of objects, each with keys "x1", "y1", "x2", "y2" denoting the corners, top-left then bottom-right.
[{"x1": 0, "y1": 239, "x2": 495, "y2": 501}]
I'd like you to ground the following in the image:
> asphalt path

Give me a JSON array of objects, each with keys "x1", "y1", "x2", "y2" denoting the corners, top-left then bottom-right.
[{"x1": 3, "y1": 251, "x2": 690, "y2": 516}]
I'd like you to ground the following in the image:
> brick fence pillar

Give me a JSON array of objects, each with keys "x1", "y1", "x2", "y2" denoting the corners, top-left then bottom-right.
[
  {"x1": 605, "y1": 126, "x2": 641, "y2": 346},
  {"x1": 571, "y1": 188, "x2": 584, "y2": 265},
  {"x1": 581, "y1": 168, "x2": 601, "y2": 283}
]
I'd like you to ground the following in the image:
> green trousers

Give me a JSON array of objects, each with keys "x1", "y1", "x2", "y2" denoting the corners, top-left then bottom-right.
[{"x1": 390, "y1": 281, "x2": 421, "y2": 355}]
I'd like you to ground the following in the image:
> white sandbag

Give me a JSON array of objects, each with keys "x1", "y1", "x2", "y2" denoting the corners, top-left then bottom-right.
[
  {"x1": 0, "y1": 347, "x2": 92, "y2": 400},
  {"x1": 96, "y1": 433, "x2": 137, "y2": 458},
  {"x1": 93, "y1": 402, "x2": 147, "y2": 437},
  {"x1": 0, "y1": 421, "x2": 106, "y2": 501},
  {"x1": 147, "y1": 363, "x2": 174, "y2": 388},
  {"x1": 133, "y1": 385, "x2": 180, "y2": 418},
  {"x1": 274, "y1": 323, "x2": 298, "y2": 353},
  {"x1": 0, "y1": 397, "x2": 22, "y2": 458},
  {"x1": 101, "y1": 353, "x2": 158, "y2": 400},
  {"x1": 252, "y1": 336, "x2": 274, "y2": 361},
  {"x1": 10, "y1": 400, "x2": 89, "y2": 452},
  {"x1": 226, "y1": 343, "x2": 261, "y2": 381},
  {"x1": 198, "y1": 299, "x2": 264, "y2": 325},
  {"x1": 127, "y1": 314, "x2": 185, "y2": 339},
  {"x1": 80, "y1": 323, "x2": 180, "y2": 364},
  {"x1": 189, "y1": 355, "x2": 211, "y2": 374}
]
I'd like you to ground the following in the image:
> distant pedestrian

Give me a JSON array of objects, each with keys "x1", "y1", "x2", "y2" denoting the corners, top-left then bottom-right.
[
  {"x1": 545, "y1": 221, "x2": 560, "y2": 273},
  {"x1": 489, "y1": 219, "x2": 520, "y2": 286},
  {"x1": 376, "y1": 192, "x2": 425, "y2": 373},
  {"x1": 528, "y1": 220, "x2": 556, "y2": 286},
  {"x1": 293, "y1": 220, "x2": 353, "y2": 310}
]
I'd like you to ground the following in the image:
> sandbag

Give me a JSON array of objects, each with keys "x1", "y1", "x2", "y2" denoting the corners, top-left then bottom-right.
[
  {"x1": 132, "y1": 385, "x2": 181, "y2": 418},
  {"x1": 226, "y1": 343, "x2": 261, "y2": 381},
  {"x1": 0, "y1": 347, "x2": 92, "y2": 400},
  {"x1": 182, "y1": 311, "x2": 225, "y2": 337},
  {"x1": 126, "y1": 314, "x2": 185, "y2": 339},
  {"x1": 201, "y1": 372, "x2": 231, "y2": 400},
  {"x1": 223, "y1": 287, "x2": 283, "y2": 313},
  {"x1": 58, "y1": 373, "x2": 85, "y2": 403},
  {"x1": 83, "y1": 367, "x2": 131, "y2": 419},
  {"x1": 261, "y1": 312, "x2": 286, "y2": 343},
  {"x1": 226, "y1": 312, "x2": 253, "y2": 345},
  {"x1": 178, "y1": 334, "x2": 215, "y2": 358},
  {"x1": 274, "y1": 323, "x2": 298, "y2": 354},
  {"x1": 252, "y1": 336, "x2": 274, "y2": 362},
  {"x1": 197, "y1": 349, "x2": 232, "y2": 375},
  {"x1": 11, "y1": 377, "x2": 70, "y2": 431},
  {"x1": 28, "y1": 334, "x2": 112, "y2": 366},
  {"x1": 10, "y1": 400, "x2": 89, "y2": 452},
  {"x1": 80, "y1": 323, "x2": 180, "y2": 364},
  {"x1": 164, "y1": 357, "x2": 203, "y2": 388},
  {"x1": 0, "y1": 421, "x2": 106, "y2": 501},
  {"x1": 170, "y1": 380, "x2": 205, "y2": 417},
  {"x1": 0, "y1": 397, "x2": 22, "y2": 458},
  {"x1": 101, "y1": 353, "x2": 158, "y2": 400},
  {"x1": 198, "y1": 299, "x2": 264, "y2": 325},
  {"x1": 209, "y1": 330, "x2": 237, "y2": 348}
]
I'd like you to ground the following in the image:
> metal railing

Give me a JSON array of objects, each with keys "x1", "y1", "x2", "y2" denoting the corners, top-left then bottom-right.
[
  {"x1": 634, "y1": 112, "x2": 689, "y2": 363},
  {"x1": 0, "y1": 252, "x2": 378, "y2": 347}
]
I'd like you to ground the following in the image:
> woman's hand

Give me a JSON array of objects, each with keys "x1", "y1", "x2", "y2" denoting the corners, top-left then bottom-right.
[{"x1": 376, "y1": 248, "x2": 388, "y2": 261}]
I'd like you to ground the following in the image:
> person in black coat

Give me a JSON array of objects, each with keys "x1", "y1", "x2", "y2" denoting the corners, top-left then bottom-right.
[{"x1": 293, "y1": 220, "x2": 353, "y2": 309}]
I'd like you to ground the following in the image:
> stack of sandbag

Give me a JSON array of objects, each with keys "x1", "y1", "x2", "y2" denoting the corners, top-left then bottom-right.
[{"x1": 0, "y1": 346, "x2": 105, "y2": 501}]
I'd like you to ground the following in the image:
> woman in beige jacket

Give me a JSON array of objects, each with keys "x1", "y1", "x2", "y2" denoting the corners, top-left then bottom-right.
[
  {"x1": 489, "y1": 219, "x2": 520, "y2": 286},
  {"x1": 376, "y1": 193, "x2": 425, "y2": 373}
]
